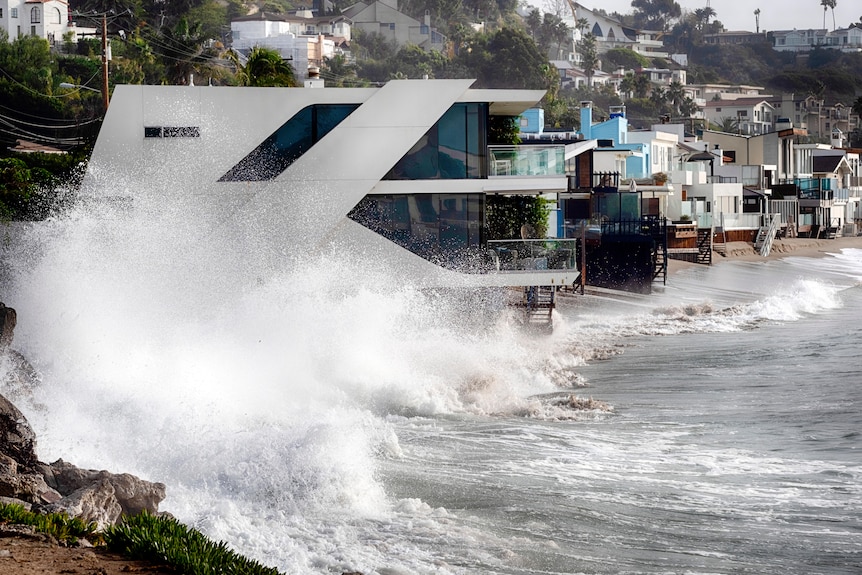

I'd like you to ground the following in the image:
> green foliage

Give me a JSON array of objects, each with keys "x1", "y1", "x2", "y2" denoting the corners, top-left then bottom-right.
[
  {"x1": 602, "y1": 48, "x2": 650, "y2": 71},
  {"x1": 486, "y1": 195, "x2": 552, "y2": 240},
  {"x1": 488, "y1": 115, "x2": 519, "y2": 145},
  {"x1": 241, "y1": 46, "x2": 298, "y2": 87},
  {"x1": 689, "y1": 44, "x2": 793, "y2": 85},
  {"x1": 577, "y1": 32, "x2": 599, "y2": 84},
  {"x1": 631, "y1": 0, "x2": 681, "y2": 31},
  {"x1": 458, "y1": 27, "x2": 548, "y2": 89},
  {"x1": 0, "y1": 503, "x2": 99, "y2": 544},
  {"x1": 104, "y1": 511, "x2": 282, "y2": 575}
]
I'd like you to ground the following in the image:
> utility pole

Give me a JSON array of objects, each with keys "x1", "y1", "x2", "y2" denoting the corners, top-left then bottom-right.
[{"x1": 101, "y1": 14, "x2": 109, "y2": 111}]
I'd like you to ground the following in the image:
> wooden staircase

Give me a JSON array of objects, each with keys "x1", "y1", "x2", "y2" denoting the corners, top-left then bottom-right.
[{"x1": 696, "y1": 228, "x2": 713, "y2": 265}]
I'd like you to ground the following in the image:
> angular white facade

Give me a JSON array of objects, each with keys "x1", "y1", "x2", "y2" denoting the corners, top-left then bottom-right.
[{"x1": 84, "y1": 80, "x2": 578, "y2": 289}]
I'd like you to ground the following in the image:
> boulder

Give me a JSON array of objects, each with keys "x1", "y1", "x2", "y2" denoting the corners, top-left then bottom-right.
[
  {"x1": 0, "y1": 393, "x2": 38, "y2": 469},
  {"x1": 0, "y1": 306, "x2": 166, "y2": 526},
  {"x1": 39, "y1": 478, "x2": 124, "y2": 529},
  {"x1": 39, "y1": 459, "x2": 167, "y2": 518}
]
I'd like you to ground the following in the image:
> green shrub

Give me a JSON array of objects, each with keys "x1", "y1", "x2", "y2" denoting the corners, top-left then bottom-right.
[
  {"x1": 104, "y1": 511, "x2": 282, "y2": 575},
  {"x1": 0, "y1": 503, "x2": 99, "y2": 544}
]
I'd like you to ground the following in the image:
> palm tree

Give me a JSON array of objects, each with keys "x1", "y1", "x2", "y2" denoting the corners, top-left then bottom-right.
[
  {"x1": 715, "y1": 116, "x2": 739, "y2": 133},
  {"x1": 667, "y1": 80, "x2": 685, "y2": 115},
  {"x1": 703, "y1": 6, "x2": 717, "y2": 27},
  {"x1": 820, "y1": 0, "x2": 836, "y2": 30},
  {"x1": 158, "y1": 18, "x2": 212, "y2": 85},
  {"x1": 226, "y1": 46, "x2": 298, "y2": 87},
  {"x1": 244, "y1": 46, "x2": 297, "y2": 87},
  {"x1": 619, "y1": 72, "x2": 636, "y2": 101}
]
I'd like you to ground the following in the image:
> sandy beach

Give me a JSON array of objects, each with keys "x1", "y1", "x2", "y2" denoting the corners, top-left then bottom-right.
[{"x1": 667, "y1": 236, "x2": 862, "y2": 276}]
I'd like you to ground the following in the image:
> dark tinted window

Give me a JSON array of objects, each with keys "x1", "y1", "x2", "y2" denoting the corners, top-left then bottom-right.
[{"x1": 219, "y1": 104, "x2": 358, "y2": 181}]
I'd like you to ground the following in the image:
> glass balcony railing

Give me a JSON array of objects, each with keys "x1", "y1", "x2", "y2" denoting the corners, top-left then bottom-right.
[
  {"x1": 487, "y1": 239, "x2": 578, "y2": 271},
  {"x1": 488, "y1": 145, "x2": 566, "y2": 177}
]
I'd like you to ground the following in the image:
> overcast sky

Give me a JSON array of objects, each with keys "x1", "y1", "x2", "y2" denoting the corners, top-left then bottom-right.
[{"x1": 534, "y1": 1, "x2": 859, "y2": 33}]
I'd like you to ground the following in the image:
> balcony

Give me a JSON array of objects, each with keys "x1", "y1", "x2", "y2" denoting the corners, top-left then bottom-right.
[
  {"x1": 487, "y1": 239, "x2": 578, "y2": 271},
  {"x1": 488, "y1": 145, "x2": 565, "y2": 177}
]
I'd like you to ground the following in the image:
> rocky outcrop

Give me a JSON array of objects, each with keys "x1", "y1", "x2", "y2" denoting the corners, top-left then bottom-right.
[
  {"x1": 0, "y1": 391, "x2": 166, "y2": 528},
  {"x1": 0, "y1": 303, "x2": 165, "y2": 528}
]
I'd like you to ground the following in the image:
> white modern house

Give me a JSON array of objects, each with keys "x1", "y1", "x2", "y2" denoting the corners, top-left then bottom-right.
[
  {"x1": 83, "y1": 80, "x2": 579, "y2": 291},
  {"x1": 703, "y1": 97, "x2": 776, "y2": 135}
]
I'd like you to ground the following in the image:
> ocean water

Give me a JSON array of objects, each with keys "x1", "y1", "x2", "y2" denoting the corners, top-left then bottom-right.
[{"x1": 1, "y1": 209, "x2": 860, "y2": 575}]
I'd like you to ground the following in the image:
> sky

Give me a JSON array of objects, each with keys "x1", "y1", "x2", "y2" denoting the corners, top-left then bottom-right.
[{"x1": 530, "y1": 0, "x2": 859, "y2": 33}]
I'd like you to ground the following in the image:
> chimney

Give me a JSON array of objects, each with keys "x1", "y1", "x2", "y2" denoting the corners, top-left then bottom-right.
[{"x1": 580, "y1": 101, "x2": 593, "y2": 140}]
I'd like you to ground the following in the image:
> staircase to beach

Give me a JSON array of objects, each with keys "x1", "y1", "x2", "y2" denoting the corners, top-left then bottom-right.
[
  {"x1": 697, "y1": 228, "x2": 713, "y2": 265},
  {"x1": 521, "y1": 286, "x2": 555, "y2": 331},
  {"x1": 754, "y1": 214, "x2": 780, "y2": 257}
]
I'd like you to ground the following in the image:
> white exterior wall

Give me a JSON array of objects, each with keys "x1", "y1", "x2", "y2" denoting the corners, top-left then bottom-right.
[
  {"x1": 628, "y1": 131, "x2": 678, "y2": 177},
  {"x1": 1, "y1": 0, "x2": 69, "y2": 44},
  {"x1": 83, "y1": 81, "x2": 572, "y2": 289}
]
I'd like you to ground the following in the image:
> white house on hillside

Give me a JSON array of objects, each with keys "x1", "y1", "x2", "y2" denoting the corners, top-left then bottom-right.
[
  {"x1": 771, "y1": 25, "x2": 862, "y2": 53},
  {"x1": 231, "y1": 10, "x2": 350, "y2": 78},
  {"x1": 703, "y1": 97, "x2": 775, "y2": 135},
  {"x1": 341, "y1": 0, "x2": 445, "y2": 52},
  {"x1": 1, "y1": 0, "x2": 70, "y2": 44}
]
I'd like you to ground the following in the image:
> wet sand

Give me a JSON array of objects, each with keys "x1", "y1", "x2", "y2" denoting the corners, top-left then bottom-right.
[{"x1": 667, "y1": 236, "x2": 862, "y2": 276}]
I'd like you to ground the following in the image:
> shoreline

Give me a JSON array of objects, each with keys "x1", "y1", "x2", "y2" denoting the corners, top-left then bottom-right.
[{"x1": 666, "y1": 236, "x2": 862, "y2": 276}]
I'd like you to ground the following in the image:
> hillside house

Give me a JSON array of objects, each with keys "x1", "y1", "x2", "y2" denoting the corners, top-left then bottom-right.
[
  {"x1": 341, "y1": 0, "x2": 445, "y2": 52},
  {"x1": 770, "y1": 25, "x2": 862, "y2": 53},
  {"x1": 231, "y1": 10, "x2": 350, "y2": 77},
  {"x1": 1, "y1": 0, "x2": 71, "y2": 45},
  {"x1": 703, "y1": 98, "x2": 775, "y2": 136}
]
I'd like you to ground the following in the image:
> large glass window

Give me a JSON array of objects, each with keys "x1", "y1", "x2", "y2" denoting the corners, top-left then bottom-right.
[
  {"x1": 219, "y1": 104, "x2": 358, "y2": 181},
  {"x1": 349, "y1": 193, "x2": 485, "y2": 270},
  {"x1": 385, "y1": 103, "x2": 486, "y2": 180},
  {"x1": 30, "y1": 7, "x2": 40, "y2": 23}
]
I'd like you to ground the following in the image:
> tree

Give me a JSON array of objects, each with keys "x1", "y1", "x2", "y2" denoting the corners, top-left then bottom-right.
[
  {"x1": 619, "y1": 72, "x2": 636, "y2": 100},
  {"x1": 321, "y1": 54, "x2": 363, "y2": 87},
  {"x1": 228, "y1": 46, "x2": 297, "y2": 87},
  {"x1": 458, "y1": 27, "x2": 548, "y2": 89},
  {"x1": 853, "y1": 95, "x2": 862, "y2": 121},
  {"x1": 633, "y1": 73, "x2": 650, "y2": 98},
  {"x1": 820, "y1": 0, "x2": 836, "y2": 30},
  {"x1": 156, "y1": 18, "x2": 214, "y2": 85},
  {"x1": 666, "y1": 80, "x2": 685, "y2": 115},
  {"x1": 631, "y1": 0, "x2": 682, "y2": 31},
  {"x1": 679, "y1": 96, "x2": 700, "y2": 118},
  {"x1": 754, "y1": 8, "x2": 761, "y2": 34},
  {"x1": 715, "y1": 116, "x2": 739, "y2": 133},
  {"x1": 577, "y1": 32, "x2": 598, "y2": 87},
  {"x1": 0, "y1": 158, "x2": 55, "y2": 221},
  {"x1": 538, "y1": 12, "x2": 571, "y2": 60}
]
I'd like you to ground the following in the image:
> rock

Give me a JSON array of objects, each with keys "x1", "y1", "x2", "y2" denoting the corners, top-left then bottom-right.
[
  {"x1": 40, "y1": 479, "x2": 124, "y2": 529},
  {"x1": 0, "y1": 306, "x2": 165, "y2": 526},
  {"x1": 0, "y1": 393, "x2": 38, "y2": 469},
  {"x1": 40, "y1": 459, "x2": 165, "y2": 522},
  {"x1": 0, "y1": 303, "x2": 15, "y2": 351}
]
